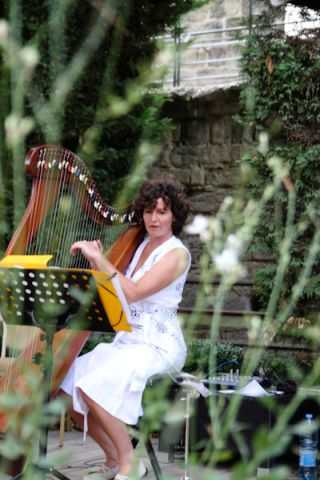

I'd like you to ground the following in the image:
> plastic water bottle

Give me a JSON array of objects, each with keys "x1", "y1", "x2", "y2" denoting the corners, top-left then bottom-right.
[{"x1": 299, "y1": 414, "x2": 318, "y2": 480}]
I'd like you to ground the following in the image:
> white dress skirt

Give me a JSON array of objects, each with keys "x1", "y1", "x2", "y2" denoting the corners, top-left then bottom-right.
[{"x1": 60, "y1": 235, "x2": 191, "y2": 434}]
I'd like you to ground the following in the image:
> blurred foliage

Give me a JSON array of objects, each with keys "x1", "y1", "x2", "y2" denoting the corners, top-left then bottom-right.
[
  {"x1": 80, "y1": 331, "x2": 115, "y2": 354},
  {"x1": 0, "y1": 0, "x2": 206, "y2": 474},
  {"x1": 238, "y1": 18, "x2": 320, "y2": 315},
  {"x1": 185, "y1": 340, "x2": 244, "y2": 376},
  {"x1": 0, "y1": 0, "x2": 204, "y2": 243},
  {"x1": 288, "y1": 0, "x2": 320, "y2": 10}
]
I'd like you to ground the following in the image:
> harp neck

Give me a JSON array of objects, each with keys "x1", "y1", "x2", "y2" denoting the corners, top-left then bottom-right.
[{"x1": 6, "y1": 145, "x2": 138, "y2": 269}]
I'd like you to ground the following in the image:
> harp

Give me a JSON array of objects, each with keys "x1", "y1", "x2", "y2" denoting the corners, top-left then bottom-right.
[{"x1": 0, "y1": 144, "x2": 144, "y2": 430}]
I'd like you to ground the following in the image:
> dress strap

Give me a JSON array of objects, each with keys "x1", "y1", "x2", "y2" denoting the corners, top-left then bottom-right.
[{"x1": 125, "y1": 237, "x2": 149, "y2": 278}]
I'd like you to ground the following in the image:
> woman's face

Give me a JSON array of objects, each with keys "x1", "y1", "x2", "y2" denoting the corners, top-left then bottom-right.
[{"x1": 143, "y1": 197, "x2": 174, "y2": 239}]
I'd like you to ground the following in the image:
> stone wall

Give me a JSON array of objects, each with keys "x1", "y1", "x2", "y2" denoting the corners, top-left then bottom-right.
[
  {"x1": 150, "y1": 86, "x2": 257, "y2": 313},
  {"x1": 149, "y1": 87, "x2": 312, "y2": 355},
  {"x1": 162, "y1": 0, "x2": 278, "y2": 89}
]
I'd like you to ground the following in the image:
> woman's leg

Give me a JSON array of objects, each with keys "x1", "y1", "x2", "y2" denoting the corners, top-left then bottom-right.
[
  {"x1": 60, "y1": 392, "x2": 119, "y2": 468},
  {"x1": 72, "y1": 409, "x2": 119, "y2": 468},
  {"x1": 79, "y1": 389, "x2": 134, "y2": 476}
]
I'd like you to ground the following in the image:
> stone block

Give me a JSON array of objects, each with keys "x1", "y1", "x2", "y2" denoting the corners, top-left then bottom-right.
[
  {"x1": 189, "y1": 188, "x2": 232, "y2": 214},
  {"x1": 206, "y1": 44, "x2": 233, "y2": 59},
  {"x1": 225, "y1": 0, "x2": 244, "y2": 18},
  {"x1": 193, "y1": 146, "x2": 213, "y2": 167},
  {"x1": 182, "y1": 235, "x2": 204, "y2": 265},
  {"x1": 174, "y1": 168, "x2": 191, "y2": 185},
  {"x1": 231, "y1": 119, "x2": 243, "y2": 144},
  {"x1": 224, "y1": 116, "x2": 233, "y2": 143},
  {"x1": 202, "y1": 20, "x2": 225, "y2": 38},
  {"x1": 209, "y1": 144, "x2": 233, "y2": 166},
  {"x1": 209, "y1": 0, "x2": 225, "y2": 18},
  {"x1": 149, "y1": 167, "x2": 165, "y2": 180},
  {"x1": 170, "y1": 153, "x2": 184, "y2": 168},
  {"x1": 226, "y1": 16, "x2": 248, "y2": 30},
  {"x1": 203, "y1": 170, "x2": 218, "y2": 187},
  {"x1": 206, "y1": 98, "x2": 240, "y2": 116},
  {"x1": 172, "y1": 124, "x2": 181, "y2": 143},
  {"x1": 182, "y1": 4, "x2": 211, "y2": 27},
  {"x1": 240, "y1": 0, "x2": 250, "y2": 17},
  {"x1": 213, "y1": 165, "x2": 238, "y2": 187},
  {"x1": 181, "y1": 120, "x2": 210, "y2": 145},
  {"x1": 158, "y1": 148, "x2": 172, "y2": 168},
  {"x1": 180, "y1": 281, "x2": 252, "y2": 312},
  {"x1": 190, "y1": 165, "x2": 206, "y2": 186},
  {"x1": 152, "y1": 166, "x2": 191, "y2": 186},
  {"x1": 219, "y1": 284, "x2": 253, "y2": 311},
  {"x1": 184, "y1": 49, "x2": 207, "y2": 63},
  {"x1": 175, "y1": 144, "x2": 207, "y2": 157},
  {"x1": 210, "y1": 118, "x2": 225, "y2": 144},
  {"x1": 230, "y1": 144, "x2": 241, "y2": 163},
  {"x1": 189, "y1": 191, "x2": 217, "y2": 214},
  {"x1": 199, "y1": 88, "x2": 241, "y2": 114},
  {"x1": 205, "y1": 167, "x2": 229, "y2": 187}
]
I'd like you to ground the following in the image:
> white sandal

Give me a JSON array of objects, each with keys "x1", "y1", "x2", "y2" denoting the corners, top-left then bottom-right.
[
  {"x1": 84, "y1": 464, "x2": 119, "y2": 480},
  {"x1": 138, "y1": 460, "x2": 148, "y2": 478},
  {"x1": 113, "y1": 460, "x2": 148, "y2": 480}
]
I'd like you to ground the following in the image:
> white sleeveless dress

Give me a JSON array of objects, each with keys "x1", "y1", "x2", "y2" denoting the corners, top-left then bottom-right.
[{"x1": 60, "y1": 235, "x2": 191, "y2": 434}]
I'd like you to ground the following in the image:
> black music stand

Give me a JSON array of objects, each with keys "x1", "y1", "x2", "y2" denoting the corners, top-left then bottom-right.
[{"x1": 0, "y1": 266, "x2": 123, "y2": 480}]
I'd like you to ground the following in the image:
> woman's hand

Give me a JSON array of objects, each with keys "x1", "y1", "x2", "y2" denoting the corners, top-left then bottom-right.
[
  {"x1": 70, "y1": 240, "x2": 117, "y2": 276},
  {"x1": 70, "y1": 240, "x2": 103, "y2": 270}
]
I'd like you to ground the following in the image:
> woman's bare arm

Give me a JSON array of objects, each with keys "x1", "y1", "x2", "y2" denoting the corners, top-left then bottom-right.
[{"x1": 70, "y1": 241, "x2": 189, "y2": 304}]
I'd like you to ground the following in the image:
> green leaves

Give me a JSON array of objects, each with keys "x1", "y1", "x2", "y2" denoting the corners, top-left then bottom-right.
[
  {"x1": 241, "y1": 32, "x2": 320, "y2": 140},
  {"x1": 240, "y1": 24, "x2": 320, "y2": 316}
]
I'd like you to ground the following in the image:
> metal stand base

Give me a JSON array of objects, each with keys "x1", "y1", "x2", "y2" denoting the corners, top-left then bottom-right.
[
  {"x1": 132, "y1": 427, "x2": 163, "y2": 480},
  {"x1": 145, "y1": 436, "x2": 163, "y2": 480},
  {"x1": 12, "y1": 464, "x2": 71, "y2": 480}
]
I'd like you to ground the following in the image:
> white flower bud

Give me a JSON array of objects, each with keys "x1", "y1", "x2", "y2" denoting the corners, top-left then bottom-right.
[
  {"x1": 213, "y1": 233, "x2": 244, "y2": 276},
  {"x1": 0, "y1": 20, "x2": 9, "y2": 44},
  {"x1": 258, "y1": 131, "x2": 269, "y2": 156},
  {"x1": 155, "y1": 45, "x2": 173, "y2": 66},
  {"x1": 248, "y1": 315, "x2": 262, "y2": 343},
  {"x1": 20, "y1": 46, "x2": 39, "y2": 70},
  {"x1": 267, "y1": 155, "x2": 288, "y2": 180},
  {"x1": 223, "y1": 196, "x2": 234, "y2": 208},
  {"x1": 184, "y1": 214, "x2": 210, "y2": 241},
  {"x1": 5, "y1": 114, "x2": 34, "y2": 146},
  {"x1": 214, "y1": 249, "x2": 240, "y2": 275},
  {"x1": 226, "y1": 234, "x2": 243, "y2": 255}
]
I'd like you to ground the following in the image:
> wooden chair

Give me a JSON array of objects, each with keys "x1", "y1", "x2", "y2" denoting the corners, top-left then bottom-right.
[
  {"x1": 0, "y1": 313, "x2": 67, "y2": 446},
  {"x1": 0, "y1": 313, "x2": 41, "y2": 373}
]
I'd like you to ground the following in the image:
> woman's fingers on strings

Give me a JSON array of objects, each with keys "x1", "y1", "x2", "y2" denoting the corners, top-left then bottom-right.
[
  {"x1": 70, "y1": 241, "x2": 83, "y2": 256},
  {"x1": 70, "y1": 240, "x2": 102, "y2": 258}
]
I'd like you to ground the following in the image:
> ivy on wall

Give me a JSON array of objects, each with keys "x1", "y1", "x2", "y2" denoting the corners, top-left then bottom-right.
[
  {"x1": 1, "y1": 1, "x2": 206, "y2": 241},
  {"x1": 239, "y1": 25, "x2": 320, "y2": 315}
]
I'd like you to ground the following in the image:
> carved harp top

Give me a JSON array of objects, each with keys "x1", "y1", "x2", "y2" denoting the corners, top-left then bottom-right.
[{"x1": 6, "y1": 144, "x2": 144, "y2": 272}]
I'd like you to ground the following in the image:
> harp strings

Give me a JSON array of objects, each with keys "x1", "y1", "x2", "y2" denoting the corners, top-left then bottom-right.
[
  {"x1": 25, "y1": 146, "x2": 128, "y2": 268},
  {"x1": 46, "y1": 148, "x2": 70, "y2": 259}
]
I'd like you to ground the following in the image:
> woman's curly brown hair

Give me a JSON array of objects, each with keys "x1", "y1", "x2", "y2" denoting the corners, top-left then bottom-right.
[{"x1": 131, "y1": 177, "x2": 190, "y2": 236}]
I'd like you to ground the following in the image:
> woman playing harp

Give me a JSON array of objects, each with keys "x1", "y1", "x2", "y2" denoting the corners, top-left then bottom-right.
[{"x1": 60, "y1": 177, "x2": 191, "y2": 480}]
